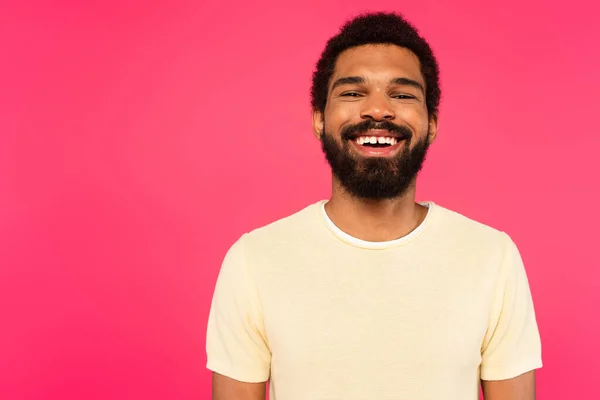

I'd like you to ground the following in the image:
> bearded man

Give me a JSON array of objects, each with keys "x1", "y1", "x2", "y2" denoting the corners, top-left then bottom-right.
[{"x1": 206, "y1": 11, "x2": 542, "y2": 400}]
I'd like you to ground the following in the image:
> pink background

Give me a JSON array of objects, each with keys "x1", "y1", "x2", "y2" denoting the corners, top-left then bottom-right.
[{"x1": 2, "y1": 0, "x2": 599, "y2": 399}]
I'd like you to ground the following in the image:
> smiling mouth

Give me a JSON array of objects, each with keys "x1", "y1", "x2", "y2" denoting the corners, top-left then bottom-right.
[{"x1": 352, "y1": 134, "x2": 407, "y2": 148}]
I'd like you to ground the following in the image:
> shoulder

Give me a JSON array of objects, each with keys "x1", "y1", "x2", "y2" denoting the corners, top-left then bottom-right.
[
  {"x1": 218, "y1": 201, "x2": 326, "y2": 283},
  {"x1": 427, "y1": 202, "x2": 516, "y2": 255},
  {"x1": 425, "y1": 203, "x2": 528, "y2": 297},
  {"x1": 430, "y1": 202, "x2": 508, "y2": 237},
  {"x1": 242, "y1": 200, "x2": 325, "y2": 246},
  {"x1": 221, "y1": 201, "x2": 326, "y2": 265}
]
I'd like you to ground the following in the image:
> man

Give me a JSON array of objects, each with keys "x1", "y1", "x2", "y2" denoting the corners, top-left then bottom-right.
[{"x1": 206, "y1": 12, "x2": 542, "y2": 400}]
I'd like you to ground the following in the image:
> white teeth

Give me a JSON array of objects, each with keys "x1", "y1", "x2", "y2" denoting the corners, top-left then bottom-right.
[{"x1": 355, "y1": 136, "x2": 400, "y2": 146}]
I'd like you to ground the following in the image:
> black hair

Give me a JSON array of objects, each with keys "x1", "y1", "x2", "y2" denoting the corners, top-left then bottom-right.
[{"x1": 311, "y1": 12, "x2": 441, "y2": 119}]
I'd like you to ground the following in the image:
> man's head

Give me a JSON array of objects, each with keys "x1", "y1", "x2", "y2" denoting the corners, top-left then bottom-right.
[{"x1": 311, "y1": 12, "x2": 441, "y2": 200}]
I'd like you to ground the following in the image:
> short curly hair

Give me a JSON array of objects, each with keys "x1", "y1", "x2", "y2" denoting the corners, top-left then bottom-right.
[{"x1": 311, "y1": 12, "x2": 441, "y2": 119}]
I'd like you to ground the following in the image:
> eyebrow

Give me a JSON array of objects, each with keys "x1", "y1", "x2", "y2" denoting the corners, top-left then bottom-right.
[
  {"x1": 331, "y1": 76, "x2": 366, "y2": 91},
  {"x1": 390, "y1": 77, "x2": 425, "y2": 94},
  {"x1": 331, "y1": 76, "x2": 425, "y2": 94}
]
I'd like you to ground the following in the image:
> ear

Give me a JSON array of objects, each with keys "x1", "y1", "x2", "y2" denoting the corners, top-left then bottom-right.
[
  {"x1": 427, "y1": 114, "x2": 438, "y2": 144},
  {"x1": 312, "y1": 109, "x2": 324, "y2": 140}
]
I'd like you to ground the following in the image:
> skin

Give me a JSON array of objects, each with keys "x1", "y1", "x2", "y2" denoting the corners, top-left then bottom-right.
[
  {"x1": 212, "y1": 373, "x2": 265, "y2": 400},
  {"x1": 212, "y1": 43, "x2": 536, "y2": 399},
  {"x1": 482, "y1": 371, "x2": 536, "y2": 399}
]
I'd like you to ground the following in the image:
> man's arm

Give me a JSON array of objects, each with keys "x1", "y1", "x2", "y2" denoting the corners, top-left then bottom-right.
[
  {"x1": 206, "y1": 237, "x2": 271, "y2": 398},
  {"x1": 479, "y1": 235, "x2": 542, "y2": 394},
  {"x1": 481, "y1": 370, "x2": 536, "y2": 400},
  {"x1": 212, "y1": 373, "x2": 266, "y2": 400}
]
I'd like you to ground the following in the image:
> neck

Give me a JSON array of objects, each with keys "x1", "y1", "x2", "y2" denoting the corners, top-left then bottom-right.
[{"x1": 324, "y1": 178, "x2": 428, "y2": 242}]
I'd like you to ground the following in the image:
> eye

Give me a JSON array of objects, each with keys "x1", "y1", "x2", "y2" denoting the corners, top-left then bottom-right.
[
  {"x1": 340, "y1": 92, "x2": 362, "y2": 97},
  {"x1": 391, "y1": 94, "x2": 416, "y2": 100}
]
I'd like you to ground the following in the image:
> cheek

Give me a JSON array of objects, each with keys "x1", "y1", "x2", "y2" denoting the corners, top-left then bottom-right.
[
  {"x1": 396, "y1": 106, "x2": 430, "y2": 134},
  {"x1": 325, "y1": 102, "x2": 360, "y2": 132}
]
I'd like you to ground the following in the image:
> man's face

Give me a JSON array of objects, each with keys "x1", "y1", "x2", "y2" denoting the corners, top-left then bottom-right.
[{"x1": 313, "y1": 44, "x2": 437, "y2": 200}]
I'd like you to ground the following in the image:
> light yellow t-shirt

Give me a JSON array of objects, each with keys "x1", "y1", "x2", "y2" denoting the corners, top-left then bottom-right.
[{"x1": 206, "y1": 201, "x2": 542, "y2": 399}]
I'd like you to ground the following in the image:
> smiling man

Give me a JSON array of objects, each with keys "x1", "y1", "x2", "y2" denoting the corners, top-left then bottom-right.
[{"x1": 206, "y1": 12, "x2": 542, "y2": 400}]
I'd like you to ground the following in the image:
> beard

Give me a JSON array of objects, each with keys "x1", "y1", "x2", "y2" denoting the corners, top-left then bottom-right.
[{"x1": 320, "y1": 119, "x2": 431, "y2": 200}]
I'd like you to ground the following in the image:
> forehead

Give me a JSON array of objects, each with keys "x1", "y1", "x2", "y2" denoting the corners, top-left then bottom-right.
[{"x1": 331, "y1": 44, "x2": 424, "y2": 87}]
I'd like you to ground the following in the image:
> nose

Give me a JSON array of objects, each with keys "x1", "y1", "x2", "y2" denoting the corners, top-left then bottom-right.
[{"x1": 360, "y1": 93, "x2": 395, "y2": 121}]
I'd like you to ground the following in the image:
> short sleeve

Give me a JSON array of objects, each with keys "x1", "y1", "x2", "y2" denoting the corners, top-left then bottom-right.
[
  {"x1": 480, "y1": 234, "x2": 543, "y2": 381},
  {"x1": 206, "y1": 235, "x2": 271, "y2": 382}
]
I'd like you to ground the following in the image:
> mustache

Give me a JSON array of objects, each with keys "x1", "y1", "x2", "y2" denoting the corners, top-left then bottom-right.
[{"x1": 341, "y1": 120, "x2": 413, "y2": 141}]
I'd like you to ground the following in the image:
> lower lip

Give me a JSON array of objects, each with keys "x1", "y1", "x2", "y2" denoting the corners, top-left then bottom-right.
[{"x1": 350, "y1": 140, "x2": 405, "y2": 157}]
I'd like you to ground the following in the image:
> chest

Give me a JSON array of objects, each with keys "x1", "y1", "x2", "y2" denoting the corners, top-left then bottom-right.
[{"x1": 260, "y1": 256, "x2": 493, "y2": 375}]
